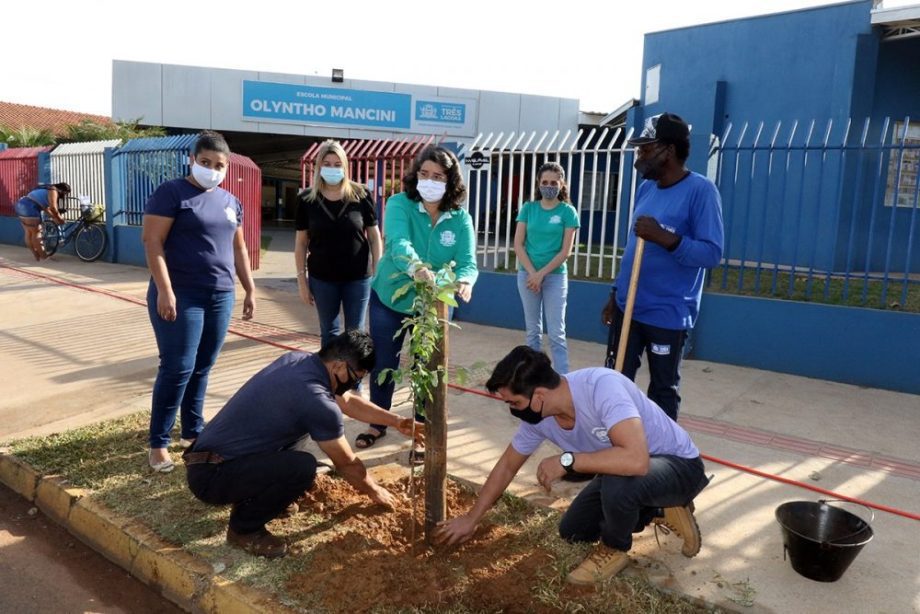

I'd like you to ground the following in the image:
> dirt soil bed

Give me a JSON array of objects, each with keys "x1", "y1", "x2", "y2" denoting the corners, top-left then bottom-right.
[
  {"x1": 6, "y1": 413, "x2": 711, "y2": 613},
  {"x1": 283, "y1": 468, "x2": 705, "y2": 613}
]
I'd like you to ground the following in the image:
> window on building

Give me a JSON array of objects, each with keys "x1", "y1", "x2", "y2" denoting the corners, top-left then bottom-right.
[
  {"x1": 645, "y1": 64, "x2": 661, "y2": 106},
  {"x1": 885, "y1": 121, "x2": 920, "y2": 208}
]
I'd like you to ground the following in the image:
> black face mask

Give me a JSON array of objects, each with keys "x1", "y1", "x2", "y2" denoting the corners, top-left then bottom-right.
[
  {"x1": 510, "y1": 393, "x2": 544, "y2": 424},
  {"x1": 634, "y1": 146, "x2": 668, "y2": 181},
  {"x1": 334, "y1": 364, "x2": 360, "y2": 396}
]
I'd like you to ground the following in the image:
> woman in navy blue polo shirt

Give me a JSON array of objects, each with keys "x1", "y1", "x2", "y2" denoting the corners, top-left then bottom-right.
[{"x1": 142, "y1": 130, "x2": 256, "y2": 473}]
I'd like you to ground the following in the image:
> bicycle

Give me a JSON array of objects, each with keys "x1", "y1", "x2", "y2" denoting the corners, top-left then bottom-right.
[{"x1": 41, "y1": 196, "x2": 108, "y2": 262}]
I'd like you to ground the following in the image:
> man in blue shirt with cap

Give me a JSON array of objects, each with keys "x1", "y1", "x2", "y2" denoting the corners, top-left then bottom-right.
[{"x1": 602, "y1": 112, "x2": 724, "y2": 422}]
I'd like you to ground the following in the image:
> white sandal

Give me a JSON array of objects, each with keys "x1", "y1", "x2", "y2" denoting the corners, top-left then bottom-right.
[{"x1": 148, "y1": 451, "x2": 175, "y2": 473}]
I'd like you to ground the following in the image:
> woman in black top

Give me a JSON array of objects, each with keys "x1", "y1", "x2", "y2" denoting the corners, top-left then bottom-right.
[{"x1": 295, "y1": 140, "x2": 382, "y2": 347}]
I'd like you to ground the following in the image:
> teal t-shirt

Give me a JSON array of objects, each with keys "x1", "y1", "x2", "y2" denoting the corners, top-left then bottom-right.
[{"x1": 516, "y1": 200, "x2": 580, "y2": 274}]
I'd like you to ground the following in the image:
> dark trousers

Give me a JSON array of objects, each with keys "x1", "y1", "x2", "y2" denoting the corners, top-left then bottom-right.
[
  {"x1": 559, "y1": 455, "x2": 708, "y2": 552},
  {"x1": 186, "y1": 450, "x2": 317, "y2": 534},
  {"x1": 605, "y1": 303, "x2": 688, "y2": 421}
]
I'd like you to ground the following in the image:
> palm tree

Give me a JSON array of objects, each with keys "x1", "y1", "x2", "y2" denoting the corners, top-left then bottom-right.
[
  {"x1": 0, "y1": 125, "x2": 56, "y2": 147},
  {"x1": 62, "y1": 118, "x2": 165, "y2": 143}
]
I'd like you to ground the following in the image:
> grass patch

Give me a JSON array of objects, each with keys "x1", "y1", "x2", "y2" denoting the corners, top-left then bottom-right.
[
  {"x1": 7, "y1": 412, "x2": 716, "y2": 613},
  {"x1": 707, "y1": 266, "x2": 920, "y2": 313}
]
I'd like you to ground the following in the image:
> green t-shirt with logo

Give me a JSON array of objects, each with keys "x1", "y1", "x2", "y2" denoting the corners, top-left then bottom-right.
[
  {"x1": 516, "y1": 200, "x2": 580, "y2": 274},
  {"x1": 372, "y1": 191, "x2": 479, "y2": 314}
]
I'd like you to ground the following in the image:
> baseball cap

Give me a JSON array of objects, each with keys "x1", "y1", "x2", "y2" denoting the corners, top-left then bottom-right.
[{"x1": 627, "y1": 112, "x2": 691, "y2": 146}]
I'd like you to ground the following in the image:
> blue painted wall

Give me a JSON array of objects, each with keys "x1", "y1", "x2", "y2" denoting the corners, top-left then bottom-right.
[
  {"x1": 0, "y1": 216, "x2": 21, "y2": 245},
  {"x1": 454, "y1": 271, "x2": 610, "y2": 344},
  {"x1": 693, "y1": 293, "x2": 920, "y2": 394},
  {"x1": 111, "y1": 225, "x2": 146, "y2": 267},
  {"x1": 637, "y1": 0, "x2": 875, "y2": 172}
]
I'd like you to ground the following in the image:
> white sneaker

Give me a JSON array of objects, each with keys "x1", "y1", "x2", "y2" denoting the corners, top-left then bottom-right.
[{"x1": 179, "y1": 438, "x2": 196, "y2": 449}]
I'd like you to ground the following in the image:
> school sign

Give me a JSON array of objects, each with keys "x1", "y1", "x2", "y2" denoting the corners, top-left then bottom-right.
[{"x1": 242, "y1": 80, "x2": 476, "y2": 136}]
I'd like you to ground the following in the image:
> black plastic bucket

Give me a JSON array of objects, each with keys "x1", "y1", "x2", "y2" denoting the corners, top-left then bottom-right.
[{"x1": 775, "y1": 499, "x2": 874, "y2": 582}]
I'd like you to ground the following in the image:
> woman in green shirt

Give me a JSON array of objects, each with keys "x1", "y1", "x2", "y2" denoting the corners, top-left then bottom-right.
[
  {"x1": 513, "y1": 162, "x2": 580, "y2": 373},
  {"x1": 356, "y1": 146, "x2": 479, "y2": 452}
]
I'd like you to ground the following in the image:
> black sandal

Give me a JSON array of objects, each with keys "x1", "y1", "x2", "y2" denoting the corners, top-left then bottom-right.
[
  {"x1": 408, "y1": 448, "x2": 425, "y2": 465},
  {"x1": 355, "y1": 430, "x2": 385, "y2": 449}
]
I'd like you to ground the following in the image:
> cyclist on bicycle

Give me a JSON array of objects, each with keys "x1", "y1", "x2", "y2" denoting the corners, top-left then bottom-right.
[{"x1": 14, "y1": 182, "x2": 70, "y2": 260}]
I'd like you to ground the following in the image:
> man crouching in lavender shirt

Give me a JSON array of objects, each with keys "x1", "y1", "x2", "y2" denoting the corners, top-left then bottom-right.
[{"x1": 435, "y1": 345, "x2": 709, "y2": 585}]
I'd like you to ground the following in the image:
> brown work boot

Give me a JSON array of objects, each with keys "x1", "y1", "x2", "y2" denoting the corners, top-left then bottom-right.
[
  {"x1": 565, "y1": 545, "x2": 630, "y2": 585},
  {"x1": 226, "y1": 527, "x2": 288, "y2": 559},
  {"x1": 654, "y1": 504, "x2": 701, "y2": 557}
]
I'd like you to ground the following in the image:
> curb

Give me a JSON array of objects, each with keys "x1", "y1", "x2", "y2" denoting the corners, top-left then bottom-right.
[{"x1": 0, "y1": 453, "x2": 291, "y2": 614}]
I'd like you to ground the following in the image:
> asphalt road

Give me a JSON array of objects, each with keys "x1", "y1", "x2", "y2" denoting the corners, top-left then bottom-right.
[{"x1": 0, "y1": 483, "x2": 182, "y2": 613}]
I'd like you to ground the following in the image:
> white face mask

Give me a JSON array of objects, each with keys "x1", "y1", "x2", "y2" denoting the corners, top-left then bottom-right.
[
  {"x1": 191, "y1": 162, "x2": 226, "y2": 190},
  {"x1": 417, "y1": 179, "x2": 447, "y2": 203}
]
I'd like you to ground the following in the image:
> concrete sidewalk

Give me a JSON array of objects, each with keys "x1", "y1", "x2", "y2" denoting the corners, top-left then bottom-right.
[{"x1": 1, "y1": 238, "x2": 918, "y2": 613}]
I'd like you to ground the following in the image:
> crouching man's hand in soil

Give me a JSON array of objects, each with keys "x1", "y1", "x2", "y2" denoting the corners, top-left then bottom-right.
[
  {"x1": 435, "y1": 445, "x2": 531, "y2": 546},
  {"x1": 434, "y1": 514, "x2": 478, "y2": 546},
  {"x1": 317, "y1": 436, "x2": 396, "y2": 510},
  {"x1": 396, "y1": 417, "x2": 425, "y2": 445},
  {"x1": 368, "y1": 484, "x2": 397, "y2": 510}
]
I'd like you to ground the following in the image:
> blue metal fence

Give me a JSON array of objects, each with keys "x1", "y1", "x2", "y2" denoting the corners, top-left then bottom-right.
[
  {"x1": 111, "y1": 135, "x2": 197, "y2": 226},
  {"x1": 709, "y1": 116, "x2": 920, "y2": 310}
]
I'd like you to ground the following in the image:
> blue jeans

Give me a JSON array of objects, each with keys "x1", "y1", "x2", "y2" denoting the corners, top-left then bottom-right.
[
  {"x1": 605, "y1": 300, "x2": 688, "y2": 421},
  {"x1": 308, "y1": 276, "x2": 372, "y2": 348},
  {"x1": 559, "y1": 455, "x2": 708, "y2": 551},
  {"x1": 147, "y1": 282, "x2": 234, "y2": 448},
  {"x1": 517, "y1": 270, "x2": 570, "y2": 374}
]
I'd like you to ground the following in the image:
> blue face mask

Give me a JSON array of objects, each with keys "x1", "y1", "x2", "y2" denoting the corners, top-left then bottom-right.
[{"x1": 320, "y1": 167, "x2": 345, "y2": 185}]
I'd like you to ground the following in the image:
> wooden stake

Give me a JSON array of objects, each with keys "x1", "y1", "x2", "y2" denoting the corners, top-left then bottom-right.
[
  {"x1": 614, "y1": 238, "x2": 645, "y2": 373},
  {"x1": 424, "y1": 300, "x2": 449, "y2": 543}
]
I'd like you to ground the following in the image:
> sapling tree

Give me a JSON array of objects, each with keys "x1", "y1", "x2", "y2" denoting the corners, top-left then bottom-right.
[{"x1": 380, "y1": 259, "x2": 461, "y2": 543}]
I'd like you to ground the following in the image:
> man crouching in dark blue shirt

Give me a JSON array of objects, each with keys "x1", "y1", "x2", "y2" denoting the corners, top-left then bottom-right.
[{"x1": 184, "y1": 330, "x2": 423, "y2": 558}]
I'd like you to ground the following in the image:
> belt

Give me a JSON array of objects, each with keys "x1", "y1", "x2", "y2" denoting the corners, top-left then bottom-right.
[{"x1": 182, "y1": 450, "x2": 225, "y2": 465}]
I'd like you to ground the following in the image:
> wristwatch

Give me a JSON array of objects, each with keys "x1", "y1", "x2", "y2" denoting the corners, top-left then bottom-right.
[{"x1": 560, "y1": 451, "x2": 575, "y2": 474}]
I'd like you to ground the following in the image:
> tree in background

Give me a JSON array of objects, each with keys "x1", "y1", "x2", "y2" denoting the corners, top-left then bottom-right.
[
  {"x1": 61, "y1": 118, "x2": 165, "y2": 143},
  {"x1": 0, "y1": 125, "x2": 56, "y2": 147},
  {"x1": 0, "y1": 118, "x2": 165, "y2": 148}
]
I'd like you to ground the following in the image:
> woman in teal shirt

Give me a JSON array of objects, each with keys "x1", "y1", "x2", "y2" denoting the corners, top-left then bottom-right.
[
  {"x1": 356, "y1": 146, "x2": 478, "y2": 452},
  {"x1": 513, "y1": 162, "x2": 580, "y2": 373}
]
